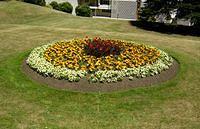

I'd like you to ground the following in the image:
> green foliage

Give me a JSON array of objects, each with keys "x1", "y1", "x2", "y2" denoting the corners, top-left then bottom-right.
[
  {"x1": 176, "y1": 0, "x2": 200, "y2": 26},
  {"x1": 140, "y1": 0, "x2": 178, "y2": 21},
  {"x1": 58, "y1": 2, "x2": 73, "y2": 14},
  {"x1": 49, "y1": 1, "x2": 59, "y2": 10},
  {"x1": 50, "y1": 1, "x2": 73, "y2": 14},
  {"x1": 23, "y1": 0, "x2": 46, "y2": 6},
  {"x1": 140, "y1": 0, "x2": 200, "y2": 26},
  {"x1": 75, "y1": 4, "x2": 92, "y2": 17}
]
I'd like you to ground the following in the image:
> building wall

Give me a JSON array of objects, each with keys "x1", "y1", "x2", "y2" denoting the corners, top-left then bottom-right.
[{"x1": 111, "y1": 0, "x2": 137, "y2": 20}]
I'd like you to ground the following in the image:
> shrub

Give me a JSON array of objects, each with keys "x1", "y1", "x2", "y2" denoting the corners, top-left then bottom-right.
[
  {"x1": 75, "y1": 4, "x2": 92, "y2": 17},
  {"x1": 58, "y1": 2, "x2": 73, "y2": 14},
  {"x1": 49, "y1": 1, "x2": 59, "y2": 10},
  {"x1": 24, "y1": 0, "x2": 46, "y2": 6}
]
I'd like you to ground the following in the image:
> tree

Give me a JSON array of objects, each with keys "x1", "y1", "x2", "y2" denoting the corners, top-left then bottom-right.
[
  {"x1": 24, "y1": 0, "x2": 46, "y2": 6},
  {"x1": 58, "y1": 2, "x2": 73, "y2": 14},
  {"x1": 75, "y1": 4, "x2": 92, "y2": 17},
  {"x1": 177, "y1": 0, "x2": 200, "y2": 26},
  {"x1": 136, "y1": 0, "x2": 142, "y2": 19},
  {"x1": 140, "y1": 0, "x2": 200, "y2": 26},
  {"x1": 50, "y1": 1, "x2": 59, "y2": 10}
]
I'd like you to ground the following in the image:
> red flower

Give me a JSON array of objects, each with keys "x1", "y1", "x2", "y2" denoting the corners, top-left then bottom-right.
[{"x1": 85, "y1": 37, "x2": 122, "y2": 57}]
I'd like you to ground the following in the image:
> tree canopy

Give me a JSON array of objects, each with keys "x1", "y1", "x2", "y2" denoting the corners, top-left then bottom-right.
[
  {"x1": 140, "y1": 0, "x2": 200, "y2": 26},
  {"x1": 23, "y1": 0, "x2": 46, "y2": 6}
]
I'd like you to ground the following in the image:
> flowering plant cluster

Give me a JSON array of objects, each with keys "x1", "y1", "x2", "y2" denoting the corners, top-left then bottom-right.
[
  {"x1": 43, "y1": 38, "x2": 161, "y2": 72},
  {"x1": 26, "y1": 38, "x2": 174, "y2": 83},
  {"x1": 84, "y1": 37, "x2": 122, "y2": 57}
]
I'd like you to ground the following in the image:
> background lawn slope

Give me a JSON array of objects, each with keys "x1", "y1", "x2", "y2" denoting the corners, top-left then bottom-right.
[{"x1": 0, "y1": 1, "x2": 200, "y2": 129}]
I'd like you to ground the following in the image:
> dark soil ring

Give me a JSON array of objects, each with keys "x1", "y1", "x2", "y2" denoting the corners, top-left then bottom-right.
[{"x1": 22, "y1": 59, "x2": 179, "y2": 92}]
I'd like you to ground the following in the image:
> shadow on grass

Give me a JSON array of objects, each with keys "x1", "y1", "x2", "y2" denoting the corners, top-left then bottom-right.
[{"x1": 130, "y1": 21, "x2": 200, "y2": 37}]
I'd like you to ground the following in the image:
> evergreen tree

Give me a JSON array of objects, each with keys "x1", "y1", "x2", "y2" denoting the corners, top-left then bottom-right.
[
  {"x1": 177, "y1": 0, "x2": 200, "y2": 26},
  {"x1": 140, "y1": 0, "x2": 200, "y2": 26}
]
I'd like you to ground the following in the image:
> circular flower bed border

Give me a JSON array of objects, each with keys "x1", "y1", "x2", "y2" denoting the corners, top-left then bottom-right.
[
  {"x1": 26, "y1": 39, "x2": 175, "y2": 83},
  {"x1": 22, "y1": 59, "x2": 179, "y2": 92}
]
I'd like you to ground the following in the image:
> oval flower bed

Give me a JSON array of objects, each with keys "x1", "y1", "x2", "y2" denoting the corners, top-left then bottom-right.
[{"x1": 26, "y1": 37, "x2": 174, "y2": 83}]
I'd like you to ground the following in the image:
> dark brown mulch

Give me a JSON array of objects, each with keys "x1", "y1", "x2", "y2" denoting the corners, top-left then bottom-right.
[{"x1": 21, "y1": 59, "x2": 179, "y2": 93}]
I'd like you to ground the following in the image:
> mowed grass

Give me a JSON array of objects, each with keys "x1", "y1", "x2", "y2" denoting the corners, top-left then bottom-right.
[{"x1": 0, "y1": 1, "x2": 200, "y2": 129}]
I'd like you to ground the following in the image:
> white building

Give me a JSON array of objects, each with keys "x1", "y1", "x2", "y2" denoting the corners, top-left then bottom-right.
[{"x1": 46, "y1": 0, "x2": 145, "y2": 20}]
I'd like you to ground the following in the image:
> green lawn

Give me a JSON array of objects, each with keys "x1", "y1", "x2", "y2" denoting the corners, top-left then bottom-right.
[{"x1": 0, "y1": 1, "x2": 200, "y2": 129}]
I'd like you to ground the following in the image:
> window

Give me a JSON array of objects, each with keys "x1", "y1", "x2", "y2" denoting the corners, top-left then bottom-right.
[{"x1": 100, "y1": 0, "x2": 109, "y2": 5}]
